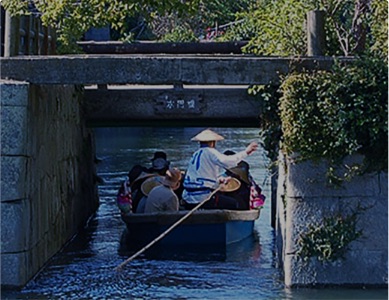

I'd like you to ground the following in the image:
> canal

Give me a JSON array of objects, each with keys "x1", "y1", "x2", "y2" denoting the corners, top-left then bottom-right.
[{"x1": 2, "y1": 127, "x2": 386, "y2": 299}]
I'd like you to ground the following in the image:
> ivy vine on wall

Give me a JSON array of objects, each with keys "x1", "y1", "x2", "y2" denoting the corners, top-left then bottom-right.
[
  {"x1": 280, "y1": 55, "x2": 388, "y2": 178},
  {"x1": 296, "y1": 204, "x2": 366, "y2": 262}
]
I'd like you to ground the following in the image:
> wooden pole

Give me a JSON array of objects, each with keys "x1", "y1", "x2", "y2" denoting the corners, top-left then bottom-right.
[
  {"x1": 4, "y1": 11, "x2": 19, "y2": 57},
  {"x1": 116, "y1": 185, "x2": 222, "y2": 270},
  {"x1": 307, "y1": 10, "x2": 326, "y2": 56}
]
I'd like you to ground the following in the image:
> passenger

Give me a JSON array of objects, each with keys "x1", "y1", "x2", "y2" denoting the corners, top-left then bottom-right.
[
  {"x1": 147, "y1": 151, "x2": 170, "y2": 176},
  {"x1": 130, "y1": 151, "x2": 170, "y2": 212},
  {"x1": 135, "y1": 175, "x2": 164, "y2": 213},
  {"x1": 182, "y1": 129, "x2": 258, "y2": 210},
  {"x1": 143, "y1": 168, "x2": 182, "y2": 213},
  {"x1": 222, "y1": 152, "x2": 266, "y2": 210},
  {"x1": 116, "y1": 165, "x2": 145, "y2": 215}
]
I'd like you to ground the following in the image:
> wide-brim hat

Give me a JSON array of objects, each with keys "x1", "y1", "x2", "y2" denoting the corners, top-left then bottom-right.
[
  {"x1": 227, "y1": 161, "x2": 250, "y2": 184},
  {"x1": 191, "y1": 129, "x2": 225, "y2": 142},
  {"x1": 131, "y1": 172, "x2": 157, "y2": 188},
  {"x1": 220, "y1": 177, "x2": 241, "y2": 192},
  {"x1": 162, "y1": 168, "x2": 182, "y2": 190},
  {"x1": 141, "y1": 176, "x2": 164, "y2": 196}
]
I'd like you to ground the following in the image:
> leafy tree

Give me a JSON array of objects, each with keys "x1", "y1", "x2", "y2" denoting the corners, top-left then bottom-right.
[
  {"x1": 222, "y1": 0, "x2": 387, "y2": 58},
  {"x1": 2, "y1": 0, "x2": 201, "y2": 53}
]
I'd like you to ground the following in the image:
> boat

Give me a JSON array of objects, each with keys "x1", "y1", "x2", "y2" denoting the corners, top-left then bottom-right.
[{"x1": 121, "y1": 209, "x2": 260, "y2": 250}]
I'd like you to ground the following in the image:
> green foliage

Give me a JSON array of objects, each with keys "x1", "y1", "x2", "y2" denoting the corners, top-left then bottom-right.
[
  {"x1": 153, "y1": 0, "x2": 256, "y2": 41},
  {"x1": 241, "y1": 0, "x2": 315, "y2": 56},
  {"x1": 2, "y1": 0, "x2": 201, "y2": 53},
  {"x1": 248, "y1": 84, "x2": 282, "y2": 162},
  {"x1": 198, "y1": 0, "x2": 254, "y2": 28},
  {"x1": 297, "y1": 205, "x2": 365, "y2": 262},
  {"x1": 279, "y1": 55, "x2": 388, "y2": 174},
  {"x1": 223, "y1": 0, "x2": 387, "y2": 59},
  {"x1": 159, "y1": 25, "x2": 198, "y2": 42},
  {"x1": 369, "y1": 0, "x2": 388, "y2": 61}
]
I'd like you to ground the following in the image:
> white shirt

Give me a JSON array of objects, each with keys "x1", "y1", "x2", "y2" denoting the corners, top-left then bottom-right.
[{"x1": 182, "y1": 146, "x2": 248, "y2": 204}]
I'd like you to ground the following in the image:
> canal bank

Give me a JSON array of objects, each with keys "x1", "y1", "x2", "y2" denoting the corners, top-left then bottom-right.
[{"x1": 1, "y1": 81, "x2": 99, "y2": 288}]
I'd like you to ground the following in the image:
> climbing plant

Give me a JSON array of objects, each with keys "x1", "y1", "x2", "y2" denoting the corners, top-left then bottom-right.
[
  {"x1": 280, "y1": 54, "x2": 387, "y2": 179},
  {"x1": 297, "y1": 204, "x2": 365, "y2": 262}
]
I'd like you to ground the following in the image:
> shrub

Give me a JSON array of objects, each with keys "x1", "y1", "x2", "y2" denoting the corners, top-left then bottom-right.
[{"x1": 279, "y1": 55, "x2": 388, "y2": 174}]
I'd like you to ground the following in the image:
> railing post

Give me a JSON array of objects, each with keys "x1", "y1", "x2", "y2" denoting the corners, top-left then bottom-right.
[
  {"x1": 307, "y1": 10, "x2": 326, "y2": 56},
  {"x1": 4, "y1": 10, "x2": 20, "y2": 57}
]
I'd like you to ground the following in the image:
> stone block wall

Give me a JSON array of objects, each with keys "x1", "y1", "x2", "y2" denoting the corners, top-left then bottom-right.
[
  {"x1": 1, "y1": 81, "x2": 99, "y2": 288},
  {"x1": 276, "y1": 152, "x2": 388, "y2": 287}
]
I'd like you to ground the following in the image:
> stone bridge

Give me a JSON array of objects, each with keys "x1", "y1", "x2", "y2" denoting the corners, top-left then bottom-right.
[{"x1": 1, "y1": 54, "x2": 344, "y2": 126}]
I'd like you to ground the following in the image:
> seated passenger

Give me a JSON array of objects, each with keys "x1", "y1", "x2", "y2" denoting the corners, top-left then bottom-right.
[
  {"x1": 135, "y1": 175, "x2": 164, "y2": 213},
  {"x1": 143, "y1": 168, "x2": 182, "y2": 213},
  {"x1": 147, "y1": 151, "x2": 170, "y2": 176},
  {"x1": 223, "y1": 151, "x2": 266, "y2": 209},
  {"x1": 130, "y1": 152, "x2": 169, "y2": 211},
  {"x1": 116, "y1": 165, "x2": 147, "y2": 215}
]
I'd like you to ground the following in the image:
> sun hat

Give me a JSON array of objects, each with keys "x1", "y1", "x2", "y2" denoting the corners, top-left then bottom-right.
[
  {"x1": 191, "y1": 129, "x2": 225, "y2": 142},
  {"x1": 220, "y1": 177, "x2": 241, "y2": 192},
  {"x1": 151, "y1": 151, "x2": 167, "y2": 161},
  {"x1": 227, "y1": 161, "x2": 250, "y2": 184},
  {"x1": 141, "y1": 176, "x2": 164, "y2": 196},
  {"x1": 162, "y1": 168, "x2": 182, "y2": 190},
  {"x1": 131, "y1": 172, "x2": 157, "y2": 188}
]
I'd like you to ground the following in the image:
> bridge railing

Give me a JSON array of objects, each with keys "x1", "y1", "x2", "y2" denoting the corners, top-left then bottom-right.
[{"x1": 1, "y1": 7, "x2": 56, "y2": 57}]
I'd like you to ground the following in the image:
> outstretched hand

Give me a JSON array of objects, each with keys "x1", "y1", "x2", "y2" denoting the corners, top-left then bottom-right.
[{"x1": 245, "y1": 142, "x2": 258, "y2": 155}]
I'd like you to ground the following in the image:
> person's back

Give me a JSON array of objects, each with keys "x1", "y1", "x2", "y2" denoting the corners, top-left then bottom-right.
[
  {"x1": 143, "y1": 168, "x2": 182, "y2": 213},
  {"x1": 144, "y1": 185, "x2": 179, "y2": 213}
]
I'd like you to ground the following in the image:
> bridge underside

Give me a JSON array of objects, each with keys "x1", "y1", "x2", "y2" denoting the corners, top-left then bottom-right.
[{"x1": 84, "y1": 85, "x2": 261, "y2": 127}]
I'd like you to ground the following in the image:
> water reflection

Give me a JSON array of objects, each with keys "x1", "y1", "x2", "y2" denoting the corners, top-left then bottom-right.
[{"x1": 118, "y1": 227, "x2": 263, "y2": 263}]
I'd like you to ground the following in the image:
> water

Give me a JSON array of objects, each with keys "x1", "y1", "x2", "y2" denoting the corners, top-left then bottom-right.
[{"x1": 2, "y1": 127, "x2": 387, "y2": 300}]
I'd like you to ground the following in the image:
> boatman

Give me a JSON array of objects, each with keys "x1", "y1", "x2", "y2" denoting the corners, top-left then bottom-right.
[{"x1": 182, "y1": 129, "x2": 258, "y2": 210}]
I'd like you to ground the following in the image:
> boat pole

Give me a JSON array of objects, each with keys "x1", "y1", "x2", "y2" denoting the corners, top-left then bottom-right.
[{"x1": 115, "y1": 185, "x2": 223, "y2": 271}]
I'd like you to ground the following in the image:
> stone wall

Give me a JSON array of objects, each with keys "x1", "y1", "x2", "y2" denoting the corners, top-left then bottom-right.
[
  {"x1": 276, "y1": 152, "x2": 388, "y2": 287},
  {"x1": 1, "y1": 81, "x2": 99, "y2": 288}
]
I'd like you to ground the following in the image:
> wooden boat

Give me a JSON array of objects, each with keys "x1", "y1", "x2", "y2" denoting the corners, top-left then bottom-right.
[{"x1": 121, "y1": 209, "x2": 260, "y2": 249}]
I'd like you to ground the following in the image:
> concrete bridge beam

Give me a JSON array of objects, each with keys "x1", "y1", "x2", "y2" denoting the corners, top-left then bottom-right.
[{"x1": 0, "y1": 55, "x2": 352, "y2": 85}]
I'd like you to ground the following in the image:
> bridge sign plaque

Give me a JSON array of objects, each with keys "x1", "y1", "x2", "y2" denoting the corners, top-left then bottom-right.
[{"x1": 154, "y1": 92, "x2": 204, "y2": 115}]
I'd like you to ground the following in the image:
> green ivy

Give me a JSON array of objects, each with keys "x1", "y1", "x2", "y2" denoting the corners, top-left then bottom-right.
[
  {"x1": 248, "y1": 84, "x2": 282, "y2": 162},
  {"x1": 279, "y1": 55, "x2": 388, "y2": 175},
  {"x1": 297, "y1": 205, "x2": 364, "y2": 262}
]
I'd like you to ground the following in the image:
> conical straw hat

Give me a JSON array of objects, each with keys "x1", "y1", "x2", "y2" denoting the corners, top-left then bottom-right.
[{"x1": 191, "y1": 129, "x2": 225, "y2": 142}]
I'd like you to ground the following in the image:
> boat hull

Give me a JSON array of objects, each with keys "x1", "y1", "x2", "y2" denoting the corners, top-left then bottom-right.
[{"x1": 121, "y1": 209, "x2": 260, "y2": 248}]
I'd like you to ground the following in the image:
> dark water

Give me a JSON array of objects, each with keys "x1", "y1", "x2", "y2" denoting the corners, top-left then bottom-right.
[{"x1": 2, "y1": 127, "x2": 387, "y2": 300}]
